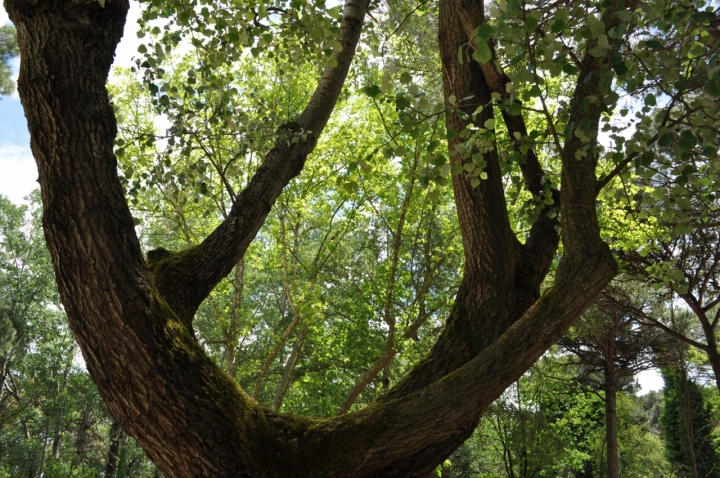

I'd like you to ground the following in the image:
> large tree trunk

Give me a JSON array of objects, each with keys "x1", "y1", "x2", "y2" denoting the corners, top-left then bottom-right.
[{"x1": 6, "y1": 0, "x2": 619, "y2": 476}]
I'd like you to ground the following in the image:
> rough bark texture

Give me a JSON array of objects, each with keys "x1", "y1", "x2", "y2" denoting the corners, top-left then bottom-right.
[{"x1": 6, "y1": 0, "x2": 620, "y2": 475}]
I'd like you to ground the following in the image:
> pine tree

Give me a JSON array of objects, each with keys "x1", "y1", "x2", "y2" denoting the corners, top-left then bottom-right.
[{"x1": 661, "y1": 367, "x2": 720, "y2": 477}]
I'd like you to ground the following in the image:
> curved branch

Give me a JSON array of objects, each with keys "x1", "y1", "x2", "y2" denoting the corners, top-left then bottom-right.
[{"x1": 147, "y1": 0, "x2": 371, "y2": 330}]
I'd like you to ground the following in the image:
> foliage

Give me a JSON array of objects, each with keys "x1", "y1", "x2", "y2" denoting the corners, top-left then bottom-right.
[
  {"x1": 0, "y1": 25, "x2": 18, "y2": 97},
  {"x1": 661, "y1": 365, "x2": 720, "y2": 477},
  {"x1": 441, "y1": 354, "x2": 671, "y2": 477},
  {"x1": 5, "y1": 0, "x2": 720, "y2": 472},
  {"x1": 0, "y1": 194, "x2": 158, "y2": 477}
]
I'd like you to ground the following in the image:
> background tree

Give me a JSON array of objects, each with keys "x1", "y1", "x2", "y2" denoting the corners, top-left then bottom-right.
[
  {"x1": 0, "y1": 25, "x2": 18, "y2": 97},
  {"x1": 438, "y1": 354, "x2": 671, "y2": 477},
  {"x1": 560, "y1": 286, "x2": 671, "y2": 477},
  {"x1": 661, "y1": 354, "x2": 720, "y2": 478}
]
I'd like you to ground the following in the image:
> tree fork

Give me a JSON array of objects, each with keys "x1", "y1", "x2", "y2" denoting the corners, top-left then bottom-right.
[{"x1": 8, "y1": 0, "x2": 618, "y2": 475}]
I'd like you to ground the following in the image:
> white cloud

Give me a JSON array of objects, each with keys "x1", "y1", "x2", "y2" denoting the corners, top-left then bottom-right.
[
  {"x1": 636, "y1": 368, "x2": 664, "y2": 395},
  {"x1": 0, "y1": 142, "x2": 38, "y2": 204},
  {"x1": 0, "y1": 5, "x2": 9, "y2": 25}
]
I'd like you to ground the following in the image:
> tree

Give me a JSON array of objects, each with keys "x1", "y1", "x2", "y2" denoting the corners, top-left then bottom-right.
[
  {"x1": 618, "y1": 223, "x2": 720, "y2": 392},
  {"x1": 5, "y1": 0, "x2": 719, "y2": 476},
  {"x1": 441, "y1": 355, "x2": 671, "y2": 477},
  {"x1": 661, "y1": 359, "x2": 720, "y2": 478},
  {"x1": 0, "y1": 25, "x2": 18, "y2": 97},
  {"x1": 560, "y1": 287, "x2": 669, "y2": 477}
]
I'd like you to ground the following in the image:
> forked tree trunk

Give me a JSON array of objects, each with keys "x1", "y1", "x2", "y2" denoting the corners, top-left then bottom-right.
[{"x1": 6, "y1": 0, "x2": 619, "y2": 475}]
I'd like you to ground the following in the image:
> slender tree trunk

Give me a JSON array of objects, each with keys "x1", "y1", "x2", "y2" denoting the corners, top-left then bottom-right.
[
  {"x1": 698, "y1": 317, "x2": 720, "y2": 393},
  {"x1": 51, "y1": 371, "x2": 69, "y2": 460},
  {"x1": 74, "y1": 405, "x2": 92, "y2": 465},
  {"x1": 254, "y1": 212, "x2": 308, "y2": 400},
  {"x1": 37, "y1": 420, "x2": 50, "y2": 478},
  {"x1": 708, "y1": 350, "x2": 720, "y2": 395},
  {"x1": 223, "y1": 259, "x2": 244, "y2": 378},
  {"x1": 51, "y1": 408, "x2": 64, "y2": 460},
  {"x1": 272, "y1": 322, "x2": 309, "y2": 411},
  {"x1": 604, "y1": 379, "x2": 619, "y2": 478},
  {"x1": 338, "y1": 171, "x2": 416, "y2": 413},
  {"x1": 105, "y1": 421, "x2": 123, "y2": 478},
  {"x1": 603, "y1": 321, "x2": 619, "y2": 478},
  {"x1": 0, "y1": 358, "x2": 6, "y2": 404},
  {"x1": 679, "y1": 363, "x2": 700, "y2": 478}
]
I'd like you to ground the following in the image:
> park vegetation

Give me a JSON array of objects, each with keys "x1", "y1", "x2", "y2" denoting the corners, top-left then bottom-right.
[{"x1": 2, "y1": 0, "x2": 720, "y2": 475}]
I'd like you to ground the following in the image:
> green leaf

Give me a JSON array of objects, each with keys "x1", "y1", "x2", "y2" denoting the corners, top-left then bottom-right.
[
  {"x1": 658, "y1": 133, "x2": 674, "y2": 147},
  {"x1": 399, "y1": 72, "x2": 413, "y2": 84},
  {"x1": 523, "y1": 16, "x2": 539, "y2": 32},
  {"x1": 475, "y1": 24, "x2": 494, "y2": 40},
  {"x1": 362, "y1": 85, "x2": 381, "y2": 98},
  {"x1": 550, "y1": 19, "x2": 566, "y2": 34},
  {"x1": 616, "y1": 11, "x2": 632, "y2": 22},
  {"x1": 506, "y1": 102, "x2": 522, "y2": 116},
  {"x1": 691, "y1": 11, "x2": 712, "y2": 22},
  {"x1": 563, "y1": 64, "x2": 579, "y2": 75},
  {"x1": 705, "y1": 78, "x2": 720, "y2": 97},
  {"x1": 484, "y1": 118, "x2": 495, "y2": 130},
  {"x1": 472, "y1": 39, "x2": 492, "y2": 63},
  {"x1": 644, "y1": 94, "x2": 656, "y2": 107}
]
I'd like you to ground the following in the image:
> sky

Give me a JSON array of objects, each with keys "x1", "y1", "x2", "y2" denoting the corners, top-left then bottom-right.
[
  {"x1": 0, "y1": 3, "x2": 666, "y2": 394},
  {"x1": 0, "y1": 2, "x2": 142, "y2": 204}
]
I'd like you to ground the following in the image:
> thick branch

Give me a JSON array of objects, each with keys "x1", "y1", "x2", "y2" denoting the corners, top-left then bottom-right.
[
  {"x1": 147, "y1": 0, "x2": 370, "y2": 330},
  {"x1": 560, "y1": 0, "x2": 635, "y2": 255},
  {"x1": 450, "y1": 0, "x2": 559, "y2": 286},
  {"x1": 452, "y1": 0, "x2": 550, "y2": 199}
]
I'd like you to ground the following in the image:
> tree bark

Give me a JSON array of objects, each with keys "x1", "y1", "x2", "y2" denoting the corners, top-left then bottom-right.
[
  {"x1": 51, "y1": 408, "x2": 64, "y2": 460},
  {"x1": 6, "y1": 0, "x2": 619, "y2": 475}
]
